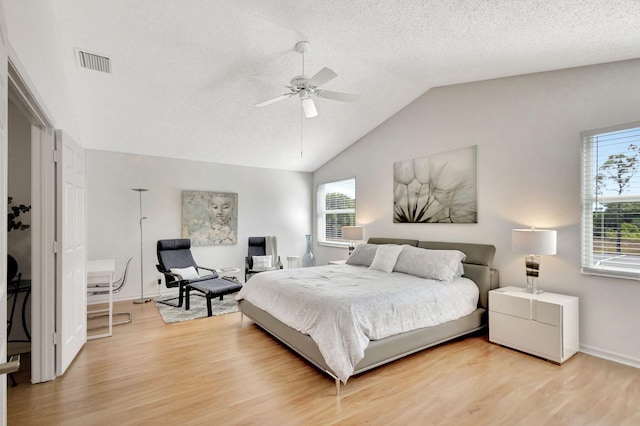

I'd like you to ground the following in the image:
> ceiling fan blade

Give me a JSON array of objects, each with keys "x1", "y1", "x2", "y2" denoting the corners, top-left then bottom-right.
[
  {"x1": 301, "y1": 96, "x2": 318, "y2": 118},
  {"x1": 316, "y1": 90, "x2": 359, "y2": 103},
  {"x1": 308, "y1": 67, "x2": 337, "y2": 87},
  {"x1": 254, "y1": 93, "x2": 293, "y2": 107}
]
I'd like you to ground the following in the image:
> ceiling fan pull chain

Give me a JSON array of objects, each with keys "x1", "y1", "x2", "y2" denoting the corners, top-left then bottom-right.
[{"x1": 300, "y1": 42, "x2": 306, "y2": 157}]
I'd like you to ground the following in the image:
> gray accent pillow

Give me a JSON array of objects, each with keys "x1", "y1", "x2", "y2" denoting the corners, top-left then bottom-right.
[
  {"x1": 345, "y1": 243, "x2": 378, "y2": 267},
  {"x1": 369, "y1": 244, "x2": 403, "y2": 273},
  {"x1": 394, "y1": 245, "x2": 467, "y2": 282}
]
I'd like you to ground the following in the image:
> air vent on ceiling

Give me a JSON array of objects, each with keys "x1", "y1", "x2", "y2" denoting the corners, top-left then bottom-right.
[{"x1": 76, "y1": 49, "x2": 111, "y2": 73}]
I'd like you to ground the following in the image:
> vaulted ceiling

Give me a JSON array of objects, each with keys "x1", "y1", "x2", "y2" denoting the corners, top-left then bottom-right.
[{"x1": 52, "y1": 0, "x2": 640, "y2": 172}]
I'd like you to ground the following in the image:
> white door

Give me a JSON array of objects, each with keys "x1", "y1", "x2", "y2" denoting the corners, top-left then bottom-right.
[
  {"x1": 55, "y1": 130, "x2": 86, "y2": 375},
  {"x1": 0, "y1": 1, "x2": 10, "y2": 420}
]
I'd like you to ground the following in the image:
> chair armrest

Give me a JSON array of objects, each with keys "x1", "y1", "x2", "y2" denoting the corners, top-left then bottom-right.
[
  {"x1": 196, "y1": 266, "x2": 219, "y2": 279},
  {"x1": 164, "y1": 271, "x2": 185, "y2": 281}
]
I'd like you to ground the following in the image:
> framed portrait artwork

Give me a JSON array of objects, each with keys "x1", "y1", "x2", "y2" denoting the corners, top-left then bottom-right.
[{"x1": 182, "y1": 191, "x2": 238, "y2": 245}]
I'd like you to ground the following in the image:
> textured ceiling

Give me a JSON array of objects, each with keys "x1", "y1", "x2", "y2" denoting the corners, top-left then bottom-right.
[{"x1": 52, "y1": 0, "x2": 640, "y2": 172}]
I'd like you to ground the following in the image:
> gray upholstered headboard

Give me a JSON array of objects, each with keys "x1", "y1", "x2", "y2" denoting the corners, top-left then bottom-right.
[{"x1": 367, "y1": 238, "x2": 499, "y2": 309}]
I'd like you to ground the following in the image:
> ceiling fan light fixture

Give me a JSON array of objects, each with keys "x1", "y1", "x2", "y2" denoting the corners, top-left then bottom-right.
[
  {"x1": 254, "y1": 40, "x2": 355, "y2": 119},
  {"x1": 301, "y1": 95, "x2": 318, "y2": 118}
]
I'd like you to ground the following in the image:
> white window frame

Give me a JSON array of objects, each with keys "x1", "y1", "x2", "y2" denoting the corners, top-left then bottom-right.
[
  {"x1": 581, "y1": 120, "x2": 640, "y2": 280},
  {"x1": 317, "y1": 178, "x2": 356, "y2": 247}
]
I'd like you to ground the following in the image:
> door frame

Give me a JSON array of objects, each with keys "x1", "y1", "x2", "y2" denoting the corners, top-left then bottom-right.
[{"x1": 8, "y1": 50, "x2": 57, "y2": 383}]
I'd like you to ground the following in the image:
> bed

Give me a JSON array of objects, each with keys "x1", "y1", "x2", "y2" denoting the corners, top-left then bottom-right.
[{"x1": 237, "y1": 238, "x2": 498, "y2": 394}]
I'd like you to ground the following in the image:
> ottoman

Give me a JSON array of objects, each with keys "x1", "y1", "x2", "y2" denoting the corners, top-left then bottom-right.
[{"x1": 185, "y1": 277, "x2": 243, "y2": 317}]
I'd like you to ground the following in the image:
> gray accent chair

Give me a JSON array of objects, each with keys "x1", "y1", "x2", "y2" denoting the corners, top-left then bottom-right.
[
  {"x1": 156, "y1": 239, "x2": 242, "y2": 315},
  {"x1": 156, "y1": 239, "x2": 219, "y2": 308},
  {"x1": 245, "y1": 236, "x2": 283, "y2": 281}
]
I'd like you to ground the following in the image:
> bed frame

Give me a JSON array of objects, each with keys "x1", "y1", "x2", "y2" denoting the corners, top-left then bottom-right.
[{"x1": 238, "y1": 238, "x2": 499, "y2": 395}]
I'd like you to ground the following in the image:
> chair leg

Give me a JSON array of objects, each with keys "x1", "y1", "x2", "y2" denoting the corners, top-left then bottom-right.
[
  {"x1": 112, "y1": 312, "x2": 132, "y2": 326},
  {"x1": 156, "y1": 284, "x2": 186, "y2": 308},
  {"x1": 87, "y1": 311, "x2": 132, "y2": 330},
  {"x1": 206, "y1": 296, "x2": 213, "y2": 317},
  {"x1": 185, "y1": 286, "x2": 191, "y2": 311}
]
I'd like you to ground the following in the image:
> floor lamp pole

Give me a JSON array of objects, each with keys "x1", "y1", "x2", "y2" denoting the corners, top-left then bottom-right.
[{"x1": 132, "y1": 188, "x2": 152, "y2": 304}]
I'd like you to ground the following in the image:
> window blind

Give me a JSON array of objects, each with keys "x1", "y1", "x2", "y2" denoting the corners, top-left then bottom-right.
[
  {"x1": 581, "y1": 121, "x2": 640, "y2": 279},
  {"x1": 317, "y1": 178, "x2": 356, "y2": 243}
]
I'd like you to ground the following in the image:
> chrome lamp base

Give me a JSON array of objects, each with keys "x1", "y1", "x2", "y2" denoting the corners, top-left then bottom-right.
[{"x1": 525, "y1": 254, "x2": 544, "y2": 294}]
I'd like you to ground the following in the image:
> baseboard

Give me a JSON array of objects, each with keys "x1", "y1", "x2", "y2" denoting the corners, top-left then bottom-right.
[{"x1": 580, "y1": 344, "x2": 640, "y2": 369}]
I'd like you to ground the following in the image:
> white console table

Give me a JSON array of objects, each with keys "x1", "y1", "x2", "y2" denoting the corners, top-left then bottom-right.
[{"x1": 87, "y1": 259, "x2": 116, "y2": 340}]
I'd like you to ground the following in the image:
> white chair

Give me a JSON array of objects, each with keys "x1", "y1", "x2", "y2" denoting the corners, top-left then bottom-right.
[{"x1": 88, "y1": 257, "x2": 133, "y2": 329}]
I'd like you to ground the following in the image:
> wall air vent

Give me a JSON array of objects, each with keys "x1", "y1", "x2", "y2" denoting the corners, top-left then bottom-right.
[{"x1": 76, "y1": 49, "x2": 111, "y2": 73}]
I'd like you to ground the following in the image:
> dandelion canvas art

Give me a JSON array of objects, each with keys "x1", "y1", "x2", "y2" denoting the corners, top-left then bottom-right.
[
  {"x1": 182, "y1": 191, "x2": 238, "y2": 245},
  {"x1": 393, "y1": 145, "x2": 477, "y2": 223}
]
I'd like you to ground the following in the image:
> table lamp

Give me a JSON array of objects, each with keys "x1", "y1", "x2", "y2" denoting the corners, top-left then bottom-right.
[
  {"x1": 511, "y1": 227, "x2": 557, "y2": 294},
  {"x1": 342, "y1": 226, "x2": 364, "y2": 255}
]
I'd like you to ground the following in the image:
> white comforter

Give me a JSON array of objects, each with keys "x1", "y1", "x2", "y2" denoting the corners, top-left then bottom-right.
[{"x1": 236, "y1": 264, "x2": 479, "y2": 383}]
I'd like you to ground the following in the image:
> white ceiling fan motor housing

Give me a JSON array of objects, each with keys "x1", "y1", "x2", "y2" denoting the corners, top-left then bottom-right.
[
  {"x1": 295, "y1": 41, "x2": 311, "y2": 54},
  {"x1": 290, "y1": 75, "x2": 312, "y2": 91}
]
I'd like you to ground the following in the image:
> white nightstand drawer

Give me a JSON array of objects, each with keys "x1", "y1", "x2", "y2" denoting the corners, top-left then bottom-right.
[
  {"x1": 489, "y1": 312, "x2": 562, "y2": 362},
  {"x1": 533, "y1": 300, "x2": 562, "y2": 327},
  {"x1": 489, "y1": 289, "x2": 531, "y2": 319}
]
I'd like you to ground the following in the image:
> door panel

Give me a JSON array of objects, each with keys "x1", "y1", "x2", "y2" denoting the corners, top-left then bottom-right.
[
  {"x1": 55, "y1": 130, "x2": 86, "y2": 376},
  {"x1": 0, "y1": 1, "x2": 10, "y2": 420}
]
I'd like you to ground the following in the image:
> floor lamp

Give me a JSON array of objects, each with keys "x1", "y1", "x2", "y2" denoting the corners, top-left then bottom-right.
[{"x1": 132, "y1": 188, "x2": 152, "y2": 304}]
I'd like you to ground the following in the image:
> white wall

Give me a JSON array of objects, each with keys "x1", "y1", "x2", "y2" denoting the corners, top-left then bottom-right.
[
  {"x1": 86, "y1": 150, "x2": 312, "y2": 301},
  {"x1": 313, "y1": 59, "x2": 640, "y2": 367},
  {"x1": 4, "y1": 0, "x2": 79, "y2": 139}
]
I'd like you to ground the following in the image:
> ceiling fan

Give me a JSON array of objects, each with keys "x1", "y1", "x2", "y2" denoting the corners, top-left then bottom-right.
[{"x1": 254, "y1": 41, "x2": 358, "y2": 118}]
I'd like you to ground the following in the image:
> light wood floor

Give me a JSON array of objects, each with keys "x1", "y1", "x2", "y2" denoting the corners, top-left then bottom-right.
[{"x1": 7, "y1": 300, "x2": 640, "y2": 425}]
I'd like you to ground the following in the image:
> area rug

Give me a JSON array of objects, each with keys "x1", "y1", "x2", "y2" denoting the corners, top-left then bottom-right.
[{"x1": 155, "y1": 293, "x2": 239, "y2": 324}]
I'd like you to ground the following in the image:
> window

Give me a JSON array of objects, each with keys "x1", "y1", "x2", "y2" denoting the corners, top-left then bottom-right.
[
  {"x1": 581, "y1": 121, "x2": 640, "y2": 279},
  {"x1": 317, "y1": 178, "x2": 356, "y2": 244}
]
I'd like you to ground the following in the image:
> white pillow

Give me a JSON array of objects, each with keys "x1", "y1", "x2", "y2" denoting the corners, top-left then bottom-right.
[
  {"x1": 393, "y1": 245, "x2": 466, "y2": 282},
  {"x1": 170, "y1": 266, "x2": 199, "y2": 280},
  {"x1": 345, "y1": 243, "x2": 378, "y2": 267},
  {"x1": 252, "y1": 255, "x2": 273, "y2": 271},
  {"x1": 369, "y1": 244, "x2": 403, "y2": 273}
]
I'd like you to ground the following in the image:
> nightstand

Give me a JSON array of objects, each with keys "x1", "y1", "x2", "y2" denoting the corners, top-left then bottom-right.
[
  {"x1": 489, "y1": 286, "x2": 579, "y2": 364},
  {"x1": 328, "y1": 260, "x2": 346, "y2": 265}
]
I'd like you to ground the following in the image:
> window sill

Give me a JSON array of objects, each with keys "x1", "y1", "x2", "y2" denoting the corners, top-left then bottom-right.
[
  {"x1": 582, "y1": 266, "x2": 640, "y2": 281},
  {"x1": 318, "y1": 241, "x2": 349, "y2": 249}
]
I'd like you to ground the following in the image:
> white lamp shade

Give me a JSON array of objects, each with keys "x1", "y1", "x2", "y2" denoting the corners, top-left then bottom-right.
[
  {"x1": 342, "y1": 226, "x2": 364, "y2": 241},
  {"x1": 512, "y1": 228, "x2": 557, "y2": 255}
]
